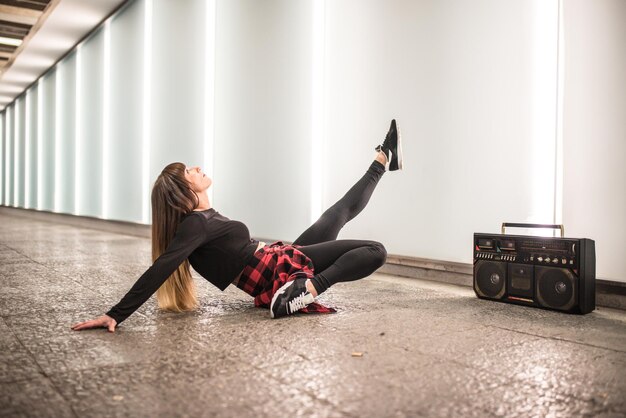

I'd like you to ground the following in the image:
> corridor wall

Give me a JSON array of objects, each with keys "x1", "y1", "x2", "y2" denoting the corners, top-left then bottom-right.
[
  {"x1": 0, "y1": 0, "x2": 623, "y2": 282},
  {"x1": 0, "y1": 0, "x2": 211, "y2": 225}
]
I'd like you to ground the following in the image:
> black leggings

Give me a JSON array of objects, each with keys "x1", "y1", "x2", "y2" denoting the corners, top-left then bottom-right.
[{"x1": 293, "y1": 161, "x2": 387, "y2": 294}]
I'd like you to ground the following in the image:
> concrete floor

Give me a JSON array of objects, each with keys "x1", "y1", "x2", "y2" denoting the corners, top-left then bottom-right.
[{"x1": 1, "y1": 213, "x2": 626, "y2": 418}]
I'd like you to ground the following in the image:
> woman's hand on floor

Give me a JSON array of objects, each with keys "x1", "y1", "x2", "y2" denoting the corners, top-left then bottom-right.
[{"x1": 71, "y1": 315, "x2": 117, "y2": 332}]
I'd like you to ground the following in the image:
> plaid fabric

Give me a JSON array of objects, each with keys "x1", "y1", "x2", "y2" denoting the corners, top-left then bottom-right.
[{"x1": 235, "y1": 242, "x2": 336, "y2": 314}]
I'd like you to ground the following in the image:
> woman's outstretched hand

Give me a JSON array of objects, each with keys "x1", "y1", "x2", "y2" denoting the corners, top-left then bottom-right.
[{"x1": 71, "y1": 315, "x2": 117, "y2": 333}]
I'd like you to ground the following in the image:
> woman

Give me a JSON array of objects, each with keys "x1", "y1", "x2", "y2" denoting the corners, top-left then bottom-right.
[{"x1": 72, "y1": 120, "x2": 403, "y2": 332}]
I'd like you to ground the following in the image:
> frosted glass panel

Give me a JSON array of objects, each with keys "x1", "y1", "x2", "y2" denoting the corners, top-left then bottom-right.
[
  {"x1": 107, "y1": 0, "x2": 144, "y2": 223},
  {"x1": 6, "y1": 107, "x2": 13, "y2": 206},
  {"x1": 26, "y1": 88, "x2": 38, "y2": 209},
  {"x1": 562, "y1": 0, "x2": 626, "y2": 282},
  {"x1": 3, "y1": 0, "x2": 608, "y2": 279},
  {"x1": 322, "y1": 0, "x2": 558, "y2": 262},
  {"x1": 214, "y1": 0, "x2": 313, "y2": 241},
  {"x1": 1, "y1": 114, "x2": 6, "y2": 207},
  {"x1": 77, "y1": 28, "x2": 105, "y2": 218},
  {"x1": 56, "y1": 53, "x2": 77, "y2": 214},
  {"x1": 0, "y1": 115, "x2": 4, "y2": 205},
  {"x1": 150, "y1": 0, "x2": 206, "y2": 205},
  {"x1": 40, "y1": 72, "x2": 56, "y2": 212},
  {"x1": 15, "y1": 98, "x2": 26, "y2": 208}
]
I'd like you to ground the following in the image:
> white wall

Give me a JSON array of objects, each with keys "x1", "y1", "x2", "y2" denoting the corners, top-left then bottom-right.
[
  {"x1": 0, "y1": 0, "x2": 212, "y2": 225},
  {"x1": 107, "y1": 0, "x2": 145, "y2": 223},
  {"x1": 76, "y1": 28, "x2": 104, "y2": 218},
  {"x1": 15, "y1": 97, "x2": 25, "y2": 208},
  {"x1": 55, "y1": 53, "x2": 76, "y2": 214},
  {"x1": 562, "y1": 0, "x2": 626, "y2": 282},
  {"x1": 214, "y1": 0, "x2": 314, "y2": 240},
  {"x1": 0, "y1": 114, "x2": 3, "y2": 205},
  {"x1": 25, "y1": 86, "x2": 38, "y2": 210},
  {"x1": 39, "y1": 71, "x2": 56, "y2": 212},
  {"x1": 5, "y1": 106, "x2": 13, "y2": 206},
  {"x1": 323, "y1": 0, "x2": 559, "y2": 263},
  {"x1": 150, "y1": 0, "x2": 208, "y2": 222},
  {"x1": 0, "y1": 0, "x2": 623, "y2": 282}
]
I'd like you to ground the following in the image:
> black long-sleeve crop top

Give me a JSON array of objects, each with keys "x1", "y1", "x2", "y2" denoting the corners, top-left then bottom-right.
[{"x1": 106, "y1": 208, "x2": 259, "y2": 324}]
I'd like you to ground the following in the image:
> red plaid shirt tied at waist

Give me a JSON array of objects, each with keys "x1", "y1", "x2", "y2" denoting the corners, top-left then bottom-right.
[{"x1": 235, "y1": 242, "x2": 335, "y2": 314}]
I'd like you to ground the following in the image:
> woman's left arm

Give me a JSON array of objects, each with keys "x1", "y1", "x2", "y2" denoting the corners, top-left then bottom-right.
[{"x1": 71, "y1": 215, "x2": 206, "y2": 331}]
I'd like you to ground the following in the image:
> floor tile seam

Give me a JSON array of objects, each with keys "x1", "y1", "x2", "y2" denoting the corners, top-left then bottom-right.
[
  {"x1": 0, "y1": 215, "x2": 139, "y2": 239},
  {"x1": 425, "y1": 400, "x2": 500, "y2": 418},
  {"x1": 479, "y1": 370, "x2": 620, "y2": 414},
  {"x1": 2, "y1": 245, "x2": 48, "y2": 267},
  {"x1": 3, "y1": 244, "x2": 102, "y2": 298},
  {"x1": 43, "y1": 348, "x2": 258, "y2": 381},
  {"x1": 370, "y1": 335, "x2": 449, "y2": 359},
  {"x1": 485, "y1": 324, "x2": 626, "y2": 354},
  {"x1": 251, "y1": 340, "x2": 410, "y2": 369},
  {"x1": 256, "y1": 362, "x2": 352, "y2": 416},
  {"x1": 239, "y1": 361, "x2": 356, "y2": 418},
  {"x1": 4, "y1": 319, "x2": 82, "y2": 418},
  {"x1": 414, "y1": 340, "x2": 546, "y2": 386},
  {"x1": 117, "y1": 311, "x2": 255, "y2": 329},
  {"x1": 578, "y1": 398, "x2": 626, "y2": 417},
  {"x1": 0, "y1": 242, "x2": 11, "y2": 249},
  {"x1": 45, "y1": 262, "x2": 118, "y2": 300},
  {"x1": 156, "y1": 307, "x2": 258, "y2": 322},
  {"x1": 354, "y1": 321, "x2": 485, "y2": 343},
  {"x1": 48, "y1": 359, "x2": 155, "y2": 381},
  {"x1": 414, "y1": 328, "x2": 541, "y2": 359},
  {"x1": 302, "y1": 347, "x2": 446, "y2": 375},
  {"x1": 0, "y1": 370, "x2": 49, "y2": 385},
  {"x1": 0, "y1": 373, "x2": 49, "y2": 386},
  {"x1": 0, "y1": 308, "x2": 147, "y2": 324},
  {"x1": 457, "y1": 347, "x2": 625, "y2": 408},
  {"x1": 2, "y1": 316, "x2": 50, "y2": 378},
  {"x1": 445, "y1": 336, "x2": 614, "y2": 388},
  {"x1": 71, "y1": 271, "x2": 110, "y2": 296},
  {"x1": 1, "y1": 298, "x2": 132, "y2": 318}
]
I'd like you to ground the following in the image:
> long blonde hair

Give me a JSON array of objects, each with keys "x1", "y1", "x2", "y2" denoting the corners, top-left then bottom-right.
[{"x1": 152, "y1": 162, "x2": 199, "y2": 312}]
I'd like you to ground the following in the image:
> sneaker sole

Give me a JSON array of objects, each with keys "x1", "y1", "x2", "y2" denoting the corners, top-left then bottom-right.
[
  {"x1": 270, "y1": 280, "x2": 296, "y2": 319},
  {"x1": 390, "y1": 124, "x2": 403, "y2": 171},
  {"x1": 396, "y1": 124, "x2": 403, "y2": 170}
]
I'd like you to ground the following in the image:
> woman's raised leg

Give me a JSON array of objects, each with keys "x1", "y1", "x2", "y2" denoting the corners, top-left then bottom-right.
[
  {"x1": 270, "y1": 120, "x2": 402, "y2": 318},
  {"x1": 293, "y1": 119, "x2": 401, "y2": 246},
  {"x1": 292, "y1": 155, "x2": 386, "y2": 246}
]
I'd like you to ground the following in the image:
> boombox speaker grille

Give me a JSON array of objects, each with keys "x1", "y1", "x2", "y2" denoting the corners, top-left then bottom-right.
[
  {"x1": 536, "y1": 267, "x2": 577, "y2": 311},
  {"x1": 474, "y1": 261, "x2": 506, "y2": 299}
]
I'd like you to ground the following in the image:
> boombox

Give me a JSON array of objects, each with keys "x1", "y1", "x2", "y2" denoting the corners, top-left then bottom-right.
[{"x1": 474, "y1": 223, "x2": 595, "y2": 314}]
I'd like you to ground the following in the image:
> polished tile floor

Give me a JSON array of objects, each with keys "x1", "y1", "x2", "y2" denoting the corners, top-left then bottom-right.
[{"x1": 1, "y1": 212, "x2": 625, "y2": 418}]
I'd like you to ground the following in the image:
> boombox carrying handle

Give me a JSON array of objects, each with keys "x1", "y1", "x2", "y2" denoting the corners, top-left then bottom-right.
[{"x1": 501, "y1": 223, "x2": 565, "y2": 238}]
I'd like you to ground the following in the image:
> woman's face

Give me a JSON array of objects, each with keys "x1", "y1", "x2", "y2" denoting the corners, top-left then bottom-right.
[{"x1": 184, "y1": 166, "x2": 212, "y2": 192}]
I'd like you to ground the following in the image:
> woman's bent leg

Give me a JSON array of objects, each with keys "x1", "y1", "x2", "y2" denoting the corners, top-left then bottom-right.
[
  {"x1": 297, "y1": 239, "x2": 387, "y2": 295},
  {"x1": 293, "y1": 160, "x2": 386, "y2": 246}
]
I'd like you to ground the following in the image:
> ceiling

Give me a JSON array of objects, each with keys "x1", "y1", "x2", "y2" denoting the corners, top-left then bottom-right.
[
  {"x1": 0, "y1": 0, "x2": 53, "y2": 73},
  {"x1": 0, "y1": 0, "x2": 128, "y2": 111}
]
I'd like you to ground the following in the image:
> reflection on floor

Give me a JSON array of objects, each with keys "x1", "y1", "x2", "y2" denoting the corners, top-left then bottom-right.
[{"x1": 1, "y1": 213, "x2": 625, "y2": 417}]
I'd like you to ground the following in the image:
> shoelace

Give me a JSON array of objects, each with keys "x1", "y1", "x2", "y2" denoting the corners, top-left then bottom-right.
[{"x1": 287, "y1": 292, "x2": 314, "y2": 314}]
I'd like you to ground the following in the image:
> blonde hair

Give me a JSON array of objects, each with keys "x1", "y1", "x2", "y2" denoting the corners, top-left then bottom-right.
[{"x1": 152, "y1": 162, "x2": 199, "y2": 312}]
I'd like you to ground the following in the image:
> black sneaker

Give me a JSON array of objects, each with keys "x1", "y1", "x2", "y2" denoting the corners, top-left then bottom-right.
[
  {"x1": 375, "y1": 119, "x2": 403, "y2": 171},
  {"x1": 270, "y1": 278, "x2": 315, "y2": 319}
]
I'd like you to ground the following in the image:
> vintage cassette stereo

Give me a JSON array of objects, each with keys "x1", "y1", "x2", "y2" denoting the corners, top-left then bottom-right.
[{"x1": 473, "y1": 223, "x2": 595, "y2": 314}]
